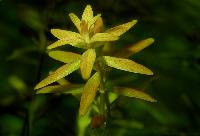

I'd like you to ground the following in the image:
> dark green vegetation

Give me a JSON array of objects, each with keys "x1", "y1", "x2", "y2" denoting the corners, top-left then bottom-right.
[{"x1": 0, "y1": 0, "x2": 200, "y2": 135}]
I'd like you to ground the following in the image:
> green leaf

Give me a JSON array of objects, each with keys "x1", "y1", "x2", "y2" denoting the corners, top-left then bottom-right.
[
  {"x1": 36, "y1": 84, "x2": 83, "y2": 94},
  {"x1": 105, "y1": 20, "x2": 137, "y2": 36},
  {"x1": 90, "y1": 33, "x2": 119, "y2": 43},
  {"x1": 48, "y1": 51, "x2": 81, "y2": 63},
  {"x1": 80, "y1": 49, "x2": 96, "y2": 80},
  {"x1": 114, "y1": 38, "x2": 155, "y2": 58},
  {"x1": 82, "y1": 5, "x2": 93, "y2": 23},
  {"x1": 69, "y1": 13, "x2": 81, "y2": 32},
  {"x1": 102, "y1": 56, "x2": 153, "y2": 75},
  {"x1": 79, "y1": 72, "x2": 100, "y2": 116},
  {"x1": 113, "y1": 87, "x2": 157, "y2": 102},
  {"x1": 34, "y1": 59, "x2": 80, "y2": 90},
  {"x1": 50, "y1": 29, "x2": 82, "y2": 39}
]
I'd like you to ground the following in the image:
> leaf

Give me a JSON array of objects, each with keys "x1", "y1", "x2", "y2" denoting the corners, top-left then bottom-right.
[
  {"x1": 47, "y1": 39, "x2": 85, "y2": 49},
  {"x1": 34, "y1": 59, "x2": 80, "y2": 90},
  {"x1": 69, "y1": 13, "x2": 81, "y2": 32},
  {"x1": 36, "y1": 84, "x2": 83, "y2": 94},
  {"x1": 80, "y1": 49, "x2": 96, "y2": 80},
  {"x1": 102, "y1": 56, "x2": 153, "y2": 75},
  {"x1": 114, "y1": 38, "x2": 155, "y2": 58},
  {"x1": 36, "y1": 85, "x2": 60, "y2": 94},
  {"x1": 90, "y1": 33, "x2": 119, "y2": 43},
  {"x1": 82, "y1": 5, "x2": 93, "y2": 23},
  {"x1": 93, "y1": 17, "x2": 104, "y2": 34},
  {"x1": 113, "y1": 87, "x2": 157, "y2": 102},
  {"x1": 128, "y1": 38, "x2": 155, "y2": 54},
  {"x1": 105, "y1": 20, "x2": 137, "y2": 36},
  {"x1": 80, "y1": 20, "x2": 89, "y2": 36},
  {"x1": 79, "y1": 72, "x2": 100, "y2": 116},
  {"x1": 50, "y1": 29, "x2": 82, "y2": 39},
  {"x1": 48, "y1": 51, "x2": 81, "y2": 63},
  {"x1": 57, "y1": 78, "x2": 71, "y2": 85},
  {"x1": 88, "y1": 14, "x2": 101, "y2": 28}
]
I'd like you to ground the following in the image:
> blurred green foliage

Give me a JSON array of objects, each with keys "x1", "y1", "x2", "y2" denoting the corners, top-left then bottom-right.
[{"x1": 0, "y1": 0, "x2": 200, "y2": 135}]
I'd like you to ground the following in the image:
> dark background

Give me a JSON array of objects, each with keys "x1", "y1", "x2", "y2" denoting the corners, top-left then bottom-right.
[{"x1": 0, "y1": 0, "x2": 200, "y2": 135}]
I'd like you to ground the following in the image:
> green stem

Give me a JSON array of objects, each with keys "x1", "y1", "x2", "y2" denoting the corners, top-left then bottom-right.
[
  {"x1": 100, "y1": 92, "x2": 105, "y2": 115},
  {"x1": 105, "y1": 91, "x2": 111, "y2": 118},
  {"x1": 96, "y1": 60, "x2": 111, "y2": 120}
]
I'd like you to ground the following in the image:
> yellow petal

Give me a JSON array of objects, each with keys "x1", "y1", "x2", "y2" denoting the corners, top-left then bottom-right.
[
  {"x1": 80, "y1": 49, "x2": 96, "y2": 80},
  {"x1": 114, "y1": 38, "x2": 155, "y2": 58},
  {"x1": 50, "y1": 29, "x2": 82, "y2": 39},
  {"x1": 69, "y1": 13, "x2": 81, "y2": 32},
  {"x1": 90, "y1": 33, "x2": 119, "y2": 43},
  {"x1": 48, "y1": 50, "x2": 81, "y2": 63},
  {"x1": 36, "y1": 84, "x2": 83, "y2": 95},
  {"x1": 34, "y1": 59, "x2": 80, "y2": 89},
  {"x1": 79, "y1": 72, "x2": 100, "y2": 116},
  {"x1": 102, "y1": 56, "x2": 153, "y2": 75},
  {"x1": 113, "y1": 87, "x2": 157, "y2": 102},
  {"x1": 82, "y1": 5, "x2": 93, "y2": 22},
  {"x1": 105, "y1": 20, "x2": 137, "y2": 36}
]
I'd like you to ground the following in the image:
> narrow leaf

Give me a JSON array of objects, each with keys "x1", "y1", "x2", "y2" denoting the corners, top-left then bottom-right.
[
  {"x1": 48, "y1": 51, "x2": 81, "y2": 63},
  {"x1": 113, "y1": 87, "x2": 157, "y2": 102},
  {"x1": 90, "y1": 33, "x2": 119, "y2": 43},
  {"x1": 47, "y1": 40, "x2": 69, "y2": 49},
  {"x1": 114, "y1": 38, "x2": 155, "y2": 58},
  {"x1": 47, "y1": 39, "x2": 85, "y2": 49},
  {"x1": 57, "y1": 78, "x2": 71, "y2": 85},
  {"x1": 93, "y1": 17, "x2": 104, "y2": 34},
  {"x1": 80, "y1": 20, "x2": 89, "y2": 36},
  {"x1": 79, "y1": 72, "x2": 100, "y2": 116},
  {"x1": 36, "y1": 84, "x2": 83, "y2": 94},
  {"x1": 105, "y1": 20, "x2": 137, "y2": 36},
  {"x1": 128, "y1": 38, "x2": 154, "y2": 54},
  {"x1": 80, "y1": 49, "x2": 96, "y2": 80},
  {"x1": 34, "y1": 59, "x2": 80, "y2": 90},
  {"x1": 36, "y1": 85, "x2": 60, "y2": 94},
  {"x1": 89, "y1": 14, "x2": 101, "y2": 28},
  {"x1": 69, "y1": 13, "x2": 81, "y2": 32},
  {"x1": 51, "y1": 29, "x2": 82, "y2": 39},
  {"x1": 102, "y1": 56, "x2": 153, "y2": 75},
  {"x1": 82, "y1": 5, "x2": 93, "y2": 22}
]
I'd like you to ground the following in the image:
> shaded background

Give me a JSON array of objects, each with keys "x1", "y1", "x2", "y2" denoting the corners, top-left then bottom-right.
[{"x1": 0, "y1": 0, "x2": 200, "y2": 135}]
